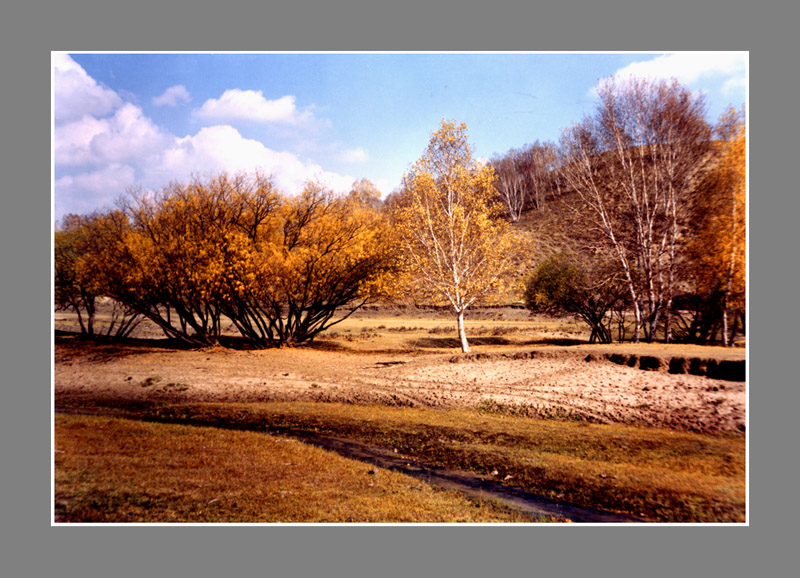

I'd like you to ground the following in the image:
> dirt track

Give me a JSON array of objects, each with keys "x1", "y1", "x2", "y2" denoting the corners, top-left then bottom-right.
[{"x1": 54, "y1": 336, "x2": 746, "y2": 434}]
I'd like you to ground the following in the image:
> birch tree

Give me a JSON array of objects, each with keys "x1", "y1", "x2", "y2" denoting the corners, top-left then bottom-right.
[
  {"x1": 490, "y1": 149, "x2": 527, "y2": 222},
  {"x1": 559, "y1": 77, "x2": 712, "y2": 343},
  {"x1": 394, "y1": 120, "x2": 531, "y2": 352},
  {"x1": 490, "y1": 141, "x2": 560, "y2": 222},
  {"x1": 518, "y1": 141, "x2": 560, "y2": 211}
]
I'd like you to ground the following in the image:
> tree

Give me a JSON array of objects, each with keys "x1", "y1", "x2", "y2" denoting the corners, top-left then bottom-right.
[
  {"x1": 685, "y1": 107, "x2": 746, "y2": 346},
  {"x1": 524, "y1": 254, "x2": 627, "y2": 344},
  {"x1": 223, "y1": 181, "x2": 396, "y2": 346},
  {"x1": 559, "y1": 77, "x2": 713, "y2": 343},
  {"x1": 517, "y1": 140, "x2": 561, "y2": 211},
  {"x1": 490, "y1": 141, "x2": 560, "y2": 222},
  {"x1": 348, "y1": 178, "x2": 384, "y2": 210},
  {"x1": 87, "y1": 172, "x2": 395, "y2": 347},
  {"x1": 393, "y1": 120, "x2": 532, "y2": 353},
  {"x1": 490, "y1": 149, "x2": 528, "y2": 222},
  {"x1": 55, "y1": 212, "x2": 142, "y2": 338},
  {"x1": 55, "y1": 214, "x2": 97, "y2": 334},
  {"x1": 115, "y1": 173, "x2": 267, "y2": 346}
]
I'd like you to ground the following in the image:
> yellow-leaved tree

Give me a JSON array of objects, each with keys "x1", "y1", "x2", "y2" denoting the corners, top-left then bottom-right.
[
  {"x1": 70, "y1": 171, "x2": 394, "y2": 347},
  {"x1": 393, "y1": 120, "x2": 532, "y2": 353},
  {"x1": 232, "y1": 180, "x2": 396, "y2": 346},
  {"x1": 688, "y1": 108, "x2": 746, "y2": 345}
]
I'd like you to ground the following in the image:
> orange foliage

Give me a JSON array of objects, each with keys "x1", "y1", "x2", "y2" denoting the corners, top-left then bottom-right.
[
  {"x1": 59, "y1": 172, "x2": 395, "y2": 346},
  {"x1": 686, "y1": 109, "x2": 746, "y2": 344}
]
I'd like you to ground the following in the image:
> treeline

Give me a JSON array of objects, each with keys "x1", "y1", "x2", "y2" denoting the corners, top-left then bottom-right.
[
  {"x1": 56, "y1": 76, "x2": 746, "y2": 347},
  {"x1": 55, "y1": 173, "x2": 395, "y2": 346},
  {"x1": 499, "y1": 78, "x2": 745, "y2": 346}
]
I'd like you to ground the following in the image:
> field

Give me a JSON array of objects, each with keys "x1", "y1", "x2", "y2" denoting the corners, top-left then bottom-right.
[{"x1": 54, "y1": 306, "x2": 747, "y2": 523}]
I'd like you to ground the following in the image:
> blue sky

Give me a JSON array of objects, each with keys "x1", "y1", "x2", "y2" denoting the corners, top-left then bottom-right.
[{"x1": 53, "y1": 52, "x2": 747, "y2": 221}]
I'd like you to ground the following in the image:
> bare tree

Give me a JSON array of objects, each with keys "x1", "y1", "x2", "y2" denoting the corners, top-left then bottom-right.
[
  {"x1": 490, "y1": 150, "x2": 527, "y2": 222},
  {"x1": 518, "y1": 141, "x2": 560, "y2": 211},
  {"x1": 491, "y1": 141, "x2": 560, "y2": 221},
  {"x1": 559, "y1": 77, "x2": 712, "y2": 343}
]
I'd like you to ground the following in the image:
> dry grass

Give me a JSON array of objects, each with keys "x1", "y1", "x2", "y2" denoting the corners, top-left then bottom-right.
[
  {"x1": 54, "y1": 305, "x2": 746, "y2": 523},
  {"x1": 315, "y1": 310, "x2": 587, "y2": 353},
  {"x1": 57, "y1": 400, "x2": 746, "y2": 523},
  {"x1": 54, "y1": 413, "x2": 546, "y2": 524},
  {"x1": 55, "y1": 306, "x2": 586, "y2": 354},
  {"x1": 55, "y1": 304, "x2": 745, "y2": 355}
]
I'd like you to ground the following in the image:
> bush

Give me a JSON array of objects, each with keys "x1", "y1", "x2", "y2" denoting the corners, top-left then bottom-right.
[{"x1": 524, "y1": 255, "x2": 626, "y2": 344}]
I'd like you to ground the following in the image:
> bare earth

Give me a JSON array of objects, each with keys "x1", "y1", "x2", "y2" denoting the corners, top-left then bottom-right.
[{"x1": 55, "y1": 337, "x2": 746, "y2": 434}]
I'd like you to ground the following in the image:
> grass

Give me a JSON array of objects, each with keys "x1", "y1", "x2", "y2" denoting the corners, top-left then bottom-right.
[
  {"x1": 54, "y1": 413, "x2": 547, "y2": 524},
  {"x1": 55, "y1": 304, "x2": 745, "y2": 357},
  {"x1": 54, "y1": 305, "x2": 746, "y2": 523},
  {"x1": 55, "y1": 306, "x2": 588, "y2": 353},
  {"x1": 56, "y1": 399, "x2": 746, "y2": 523},
  {"x1": 319, "y1": 310, "x2": 587, "y2": 352}
]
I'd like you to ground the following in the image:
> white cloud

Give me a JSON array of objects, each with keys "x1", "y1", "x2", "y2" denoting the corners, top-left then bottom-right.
[
  {"x1": 90, "y1": 103, "x2": 168, "y2": 163},
  {"x1": 153, "y1": 84, "x2": 191, "y2": 107},
  {"x1": 722, "y1": 75, "x2": 747, "y2": 97},
  {"x1": 193, "y1": 89, "x2": 312, "y2": 124},
  {"x1": 55, "y1": 164, "x2": 137, "y2": 216},
  {"x1": 373, "y1": 178, "x2": 391, "y2": 197},
  {"x1": 54, "y1": 58, "x2": 356, "y2": 220},
  {"x1": 338, "y1": 147, "x2": 369, "y2": 164},
  {"x1": 55, "y1": 103, "x2": 168, "y2": 167},
  {"x1": 53, "y1": 53, "x2": 122, "y2": 123},
  {"x1": 55, "y1": 114, "x2": 109, "y2": 166},
  {"x1": 147, "y1": 125, "x2": 355, "y2": 196},
  {"x1": 591, "y1": 52, "x2": 747, "y2": 96}
]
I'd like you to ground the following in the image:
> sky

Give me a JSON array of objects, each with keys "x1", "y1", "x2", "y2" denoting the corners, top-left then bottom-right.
[{"x1": 53, "y1": 52, "x2": 747, "y2": 222}]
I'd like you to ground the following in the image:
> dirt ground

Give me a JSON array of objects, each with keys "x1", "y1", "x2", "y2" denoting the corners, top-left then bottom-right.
[{"x1": 54, "y1": 334, "x2": 746, "y2": 434}]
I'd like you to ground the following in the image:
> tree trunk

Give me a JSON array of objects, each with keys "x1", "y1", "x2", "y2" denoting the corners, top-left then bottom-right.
[
  {"x1": 721, "y1": 306, "x2": 730, "y2": 347},
  {"x1": 85, "y1": 297, "x2": 96, "y2": 336},
  {"x1": 457, "y1": 310, "x2": 470, "y2": 353},
  {"x1": 728, "y1": 311, "x2": 740, "y2": 348},
  {"x1": 75, "y1": 308, "x2": 87, "y2": 334},
  {"x1": 631, "y1": 299, "x2": 642, "y2": 343}
]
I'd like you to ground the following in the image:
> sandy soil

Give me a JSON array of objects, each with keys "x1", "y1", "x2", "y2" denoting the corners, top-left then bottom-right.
[{"x1": 54, "y1": 335, "x2": 746, "y2": 434}]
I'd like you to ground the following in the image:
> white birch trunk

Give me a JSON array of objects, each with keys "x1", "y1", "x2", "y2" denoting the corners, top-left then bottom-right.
[{"x1": 457, "y1": 310, "x2": 470, "y2": 353}]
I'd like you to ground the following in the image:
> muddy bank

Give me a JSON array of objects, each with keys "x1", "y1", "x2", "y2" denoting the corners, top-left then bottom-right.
[
  {"x1": 451, "y1": 348, "x2": 746, "y2": 382},
  {"x1": 55, "y1": 338, "x2": 746, "y2": 434},
  {"x1": 281, "y1": 430, "x2": 645, "y2": 523}
]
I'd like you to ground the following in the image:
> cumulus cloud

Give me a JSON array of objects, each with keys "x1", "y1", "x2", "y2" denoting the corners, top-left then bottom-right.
[
  {"x1": 149, "y1": 125, "x2": 355, "y2": 195},
  {"x1": 193, "y1": 89, "x2": 312, "y2": 124},
  {"x1": 153, "y1": 84, "x2": 191, "y2": 107},
  {"x1": 55, "y1": 102, "x2": 168, "y2": 167},
  {"x1": 53, "y1": 57, "x2": 356, "y2": 220},
  {"x1": 590, "y1": 52, "x2": 747, "y2": 96},
  {"x1": 55, "y1": 164, "x2": 137, "y2": 216},
  {"x1": 90, "y1": 103, "x2": 168, "y2": 164},
  {"x1": 54, "y1": 114, "x2": 109, "y2": 166},
  {"x1": 53, "y1": 53, "x2": 122, "y2": 123},
  {"x1": 338, "y1": 147, "x2": 369, "y2": 164}
]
